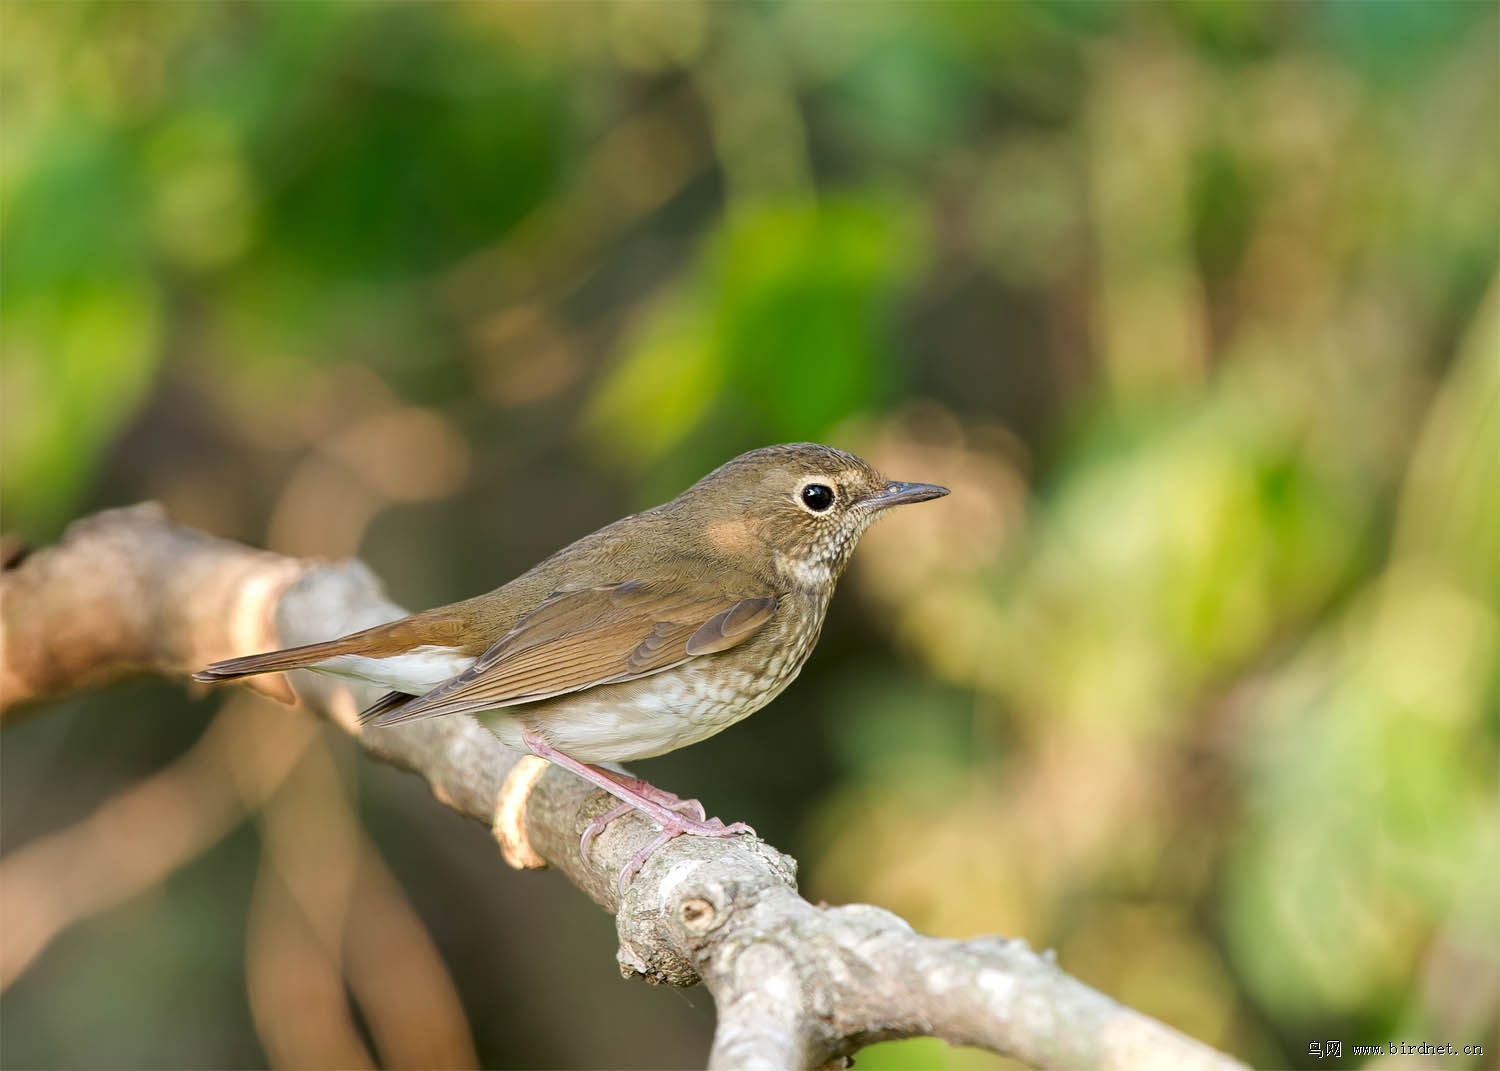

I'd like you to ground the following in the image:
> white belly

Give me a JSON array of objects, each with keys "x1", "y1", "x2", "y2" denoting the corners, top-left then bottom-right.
[{"x1": 479, "y1": 657, "x2": 806, "y2": 764}]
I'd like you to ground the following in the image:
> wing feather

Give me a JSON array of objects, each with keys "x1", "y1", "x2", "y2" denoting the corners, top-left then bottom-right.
[
  {"x1": 365, "y1": 583, "x2": 777, "y2": 726},
  {"x1": 686, "y1": 598, "x2": 777, "y2": 655}
]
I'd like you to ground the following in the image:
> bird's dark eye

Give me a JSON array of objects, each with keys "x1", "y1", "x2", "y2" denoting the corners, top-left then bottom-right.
[{"x1": 800, "y1": 483, "x2": 835, "y2": 512}]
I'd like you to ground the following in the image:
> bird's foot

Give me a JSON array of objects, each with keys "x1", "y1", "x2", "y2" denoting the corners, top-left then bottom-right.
[
  {"x1": 577, "y1": 790, "x2": 756, "y2": 890},
  {"x1": 579, "y1": 795, "x2": 701, "y2": 862},
  {"x1": 579, "y1": 800, "x2": 635, "y2": 861},
  {"x1": 616, "y1": 812, "x2": 755, "y2": 892},
  {"x1": 520, "y1": 730, "x2": 755, "y2": 893}
]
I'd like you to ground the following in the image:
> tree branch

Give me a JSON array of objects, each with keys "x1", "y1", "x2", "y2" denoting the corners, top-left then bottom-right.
[{"x1": 0, "y1": 504, "x2": 1248, "y2": 1070}]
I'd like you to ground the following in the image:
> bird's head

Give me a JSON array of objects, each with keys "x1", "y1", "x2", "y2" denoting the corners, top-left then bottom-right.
[{"x1": 676, "y1": 443, "x2": 948, "y2": 591}]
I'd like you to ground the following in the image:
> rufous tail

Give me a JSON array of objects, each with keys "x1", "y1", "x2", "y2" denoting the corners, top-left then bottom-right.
[
  {"x1": 191, "y1": 637, "x2": 362, "y2": 682},
  {"x1": 194, "y1": 638, "x2": 417, "y2": 726}
]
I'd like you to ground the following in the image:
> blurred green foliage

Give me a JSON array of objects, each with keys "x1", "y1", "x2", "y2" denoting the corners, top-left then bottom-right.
[
  {"x1": 588, "y1": 197, "x2": 914, "y2": 468},
  {"x1": 2, "y1": 2, "x2": 1495, "y2": 1069}
]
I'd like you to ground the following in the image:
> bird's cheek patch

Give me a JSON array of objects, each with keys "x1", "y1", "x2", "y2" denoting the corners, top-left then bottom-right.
[{"x1": 704, "y1": 519, "x2": 758, "y2": 555}]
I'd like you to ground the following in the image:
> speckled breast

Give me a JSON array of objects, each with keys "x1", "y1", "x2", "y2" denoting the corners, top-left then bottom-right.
[{"x1": 482, "y1": 594, "x2": 828, "y2": 764}]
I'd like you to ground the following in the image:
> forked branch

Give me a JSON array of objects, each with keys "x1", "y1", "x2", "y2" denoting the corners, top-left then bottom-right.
[{"x1": 0, "y1": 504, "x2": 1248, "y2": 1070}]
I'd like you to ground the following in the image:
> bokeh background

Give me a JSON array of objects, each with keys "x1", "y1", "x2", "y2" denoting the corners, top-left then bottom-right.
[{"x1": 2, "y1": 2, "x2": 1496, "y2": 1069}]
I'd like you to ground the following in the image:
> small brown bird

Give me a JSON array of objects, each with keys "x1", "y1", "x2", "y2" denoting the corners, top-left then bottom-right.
[{"x1": 195, "y1": 443, "x2": 946, "y2": 885}]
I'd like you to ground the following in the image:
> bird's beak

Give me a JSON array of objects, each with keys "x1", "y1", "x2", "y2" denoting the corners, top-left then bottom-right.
[{"x1": 860, "y1": 480, "x2": 950, "y2": 511}]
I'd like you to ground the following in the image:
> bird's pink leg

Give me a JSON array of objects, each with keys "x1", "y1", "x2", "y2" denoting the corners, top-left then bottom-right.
[
  {"x1": 520, "y1": 730, "x2": 753, "y2": 891},
  {"x1": 575, "y1": 778, "x2": 712, "y2": 866},
  {"x1": 591, "y1": 768, "x2": 707, "y2": 821}
]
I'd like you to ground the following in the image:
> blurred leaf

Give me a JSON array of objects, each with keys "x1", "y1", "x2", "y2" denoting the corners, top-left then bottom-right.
[
  {"x1": 852, "y1": 1036, "x2": 1009, "y2": 1071},
  {"x1": 824, "y1": 32, "x2": 976, "y2": 161},
  {"x1": 1226, "y1": 292, "x2": 1499, "y2": 1020},
  {"x1": 582, "y1": 293, "x2": 724, "y2": 463},
  {"x1": 144, "y1": 111, "x2": 258, "y2": 271},
  {"x1": 1, "y1": 122, "x2": 161, "y2": 531},
  {"x1": 2, "y1": 128, "x2": 145, "y2": 287},
  {"x1": 1, "y1": 280, "x2": 162, "y2": 531},
  {"x1": 1313, "y1": 0, "x2": 1484, "y2": 82},
  {"x1": 823, "y1": 671, "x2": 975, "y2": 782},
  {"x1": 1226, "y1": 658, "x2": 1493, "y2": 1018},
  {"x1": 587, "y1": 196, "x2": 921, "y2": 465},
  {"x1": 1392, "y1": 281, "x2": 1499, "y2": 598},
  {"x1": 1189, "y1": 145, "x2": 1259, "y2": 282},
  {"x1": 257, "y1": 7, "x2": 566, "y2": 280},
  {"x1": 979, "y1": 381, "x2": 1360, "y2": 730},
  {"x1": 716, "y1": 199, "x2": 916, "y2": 438},
  {"x1": 1167, "y1": 0, "x2": 1281, "y2": 61}
]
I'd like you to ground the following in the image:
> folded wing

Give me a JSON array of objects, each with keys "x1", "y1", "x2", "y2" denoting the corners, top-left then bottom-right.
[{"x1": 363, "y1": 581, "x2": 776, "y2": 726}]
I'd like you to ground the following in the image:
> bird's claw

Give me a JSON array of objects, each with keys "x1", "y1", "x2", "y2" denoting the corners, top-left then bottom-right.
[
  {"x1": 614, "y1": 816, "x2": 756, "y2": 894},
  {"x1": 575, "y1": 792, "x2": 757, "y2": 893},
  {"x1": 579, "y1": 801, "x2": 635, "y2": 864}
]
